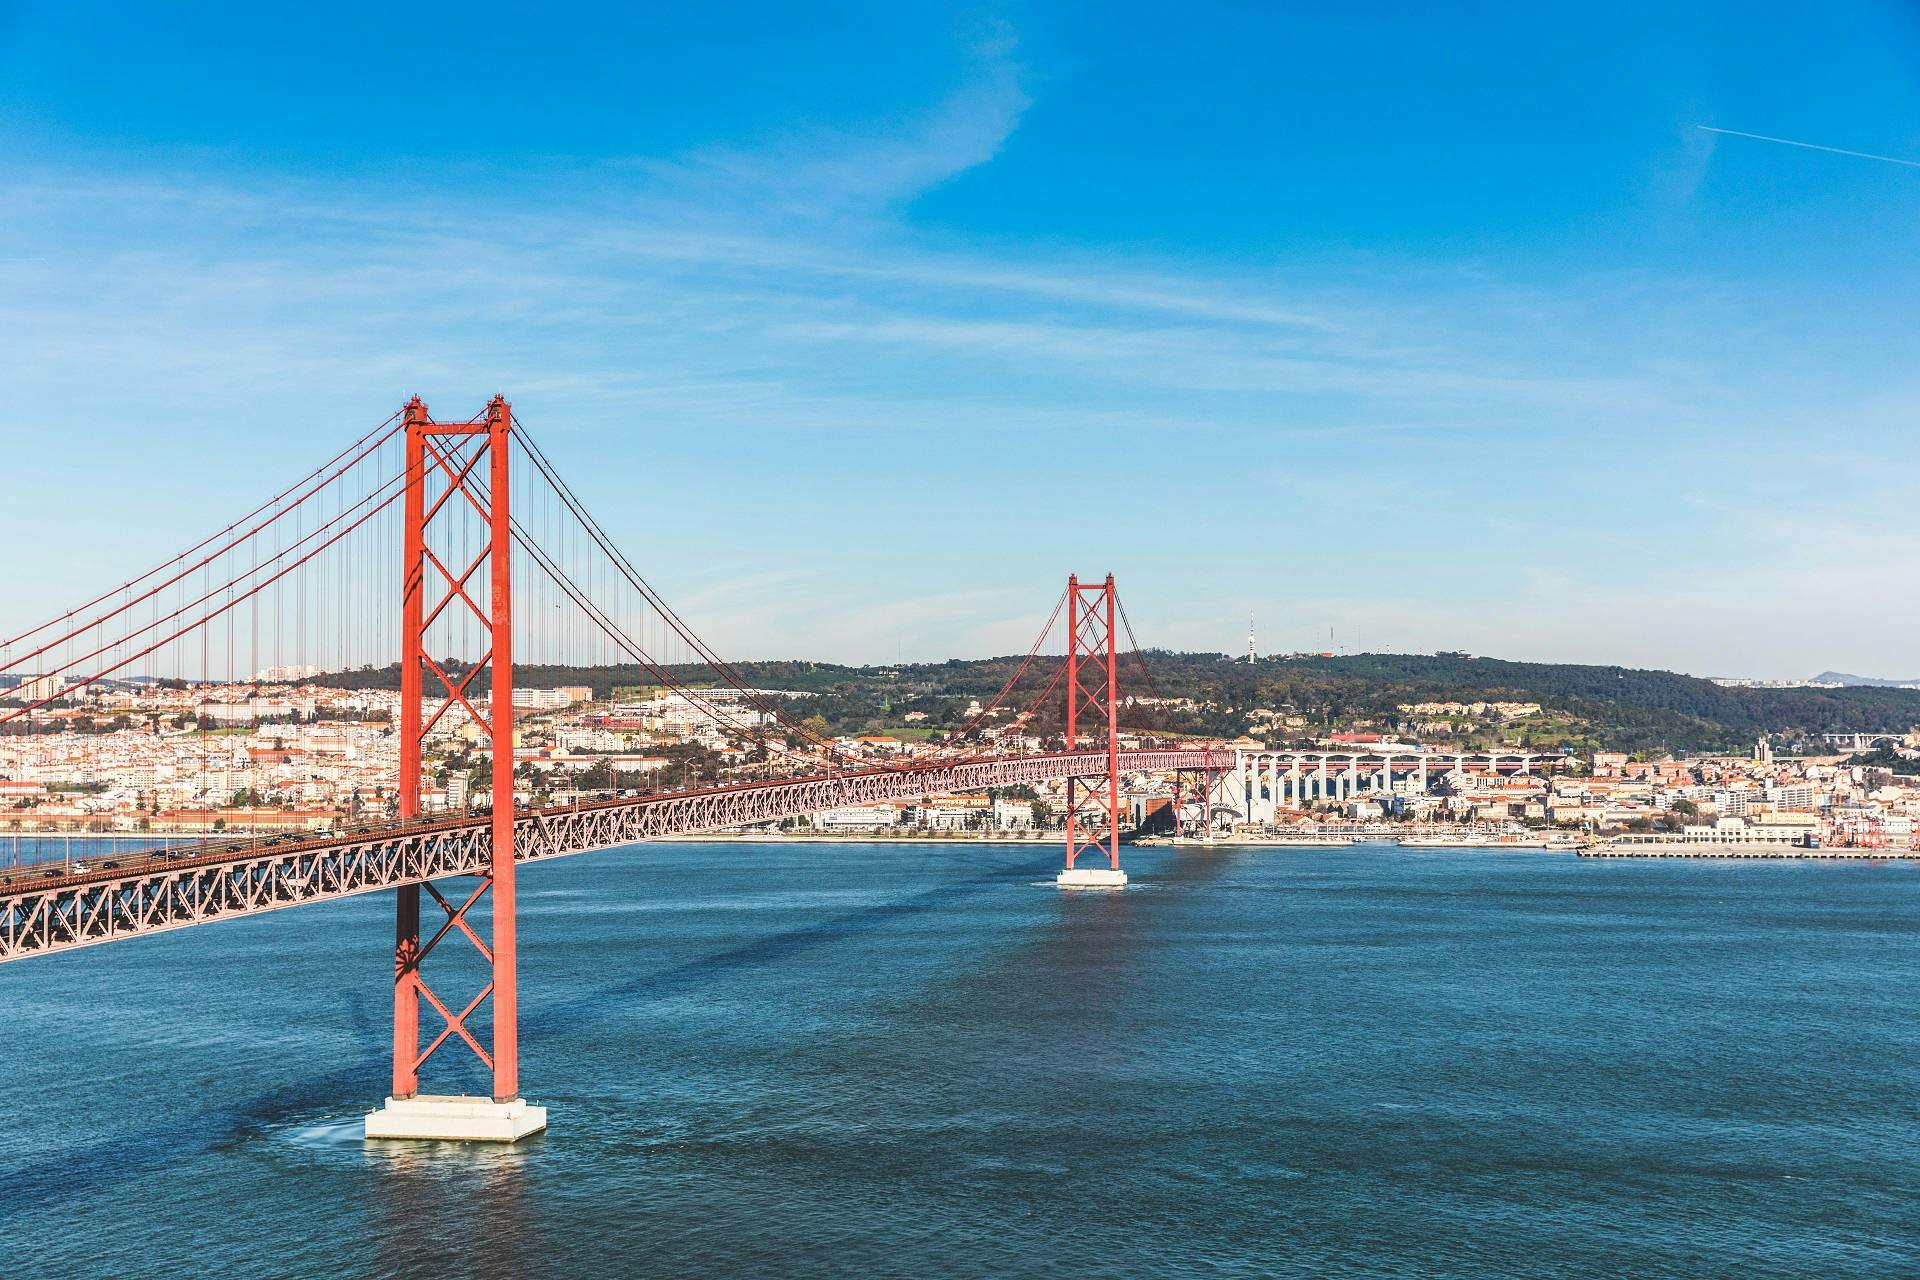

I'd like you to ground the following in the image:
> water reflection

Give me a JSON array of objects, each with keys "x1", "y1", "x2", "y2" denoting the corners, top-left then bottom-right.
[{"x1": 367, "y1": 1127, "x2": 540, "y2": 1280}]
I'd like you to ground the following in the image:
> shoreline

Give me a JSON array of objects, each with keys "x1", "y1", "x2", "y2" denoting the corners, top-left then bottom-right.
[
  {"x1": 1581, "y1": 844, "x2": 1913, "y2": 860},
  {"x1": 14, "y1": 828, "x2": 1910, "y2": 861},
  {"x1": 673, "y1": 832, "x2": 1059, "y2": 844}
]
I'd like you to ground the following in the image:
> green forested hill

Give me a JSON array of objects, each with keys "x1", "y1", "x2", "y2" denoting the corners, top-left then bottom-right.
[
  {"x1": 316, "y1": 651, "x2": 1920, "y2": 756},
  {"x1": 1203, "y1": 653, "x2": 1920, "y2": 754}
]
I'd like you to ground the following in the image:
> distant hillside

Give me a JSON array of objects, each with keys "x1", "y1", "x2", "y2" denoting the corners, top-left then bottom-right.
[
  {"x1": 1252, "y1": 653, "x2": 1920, "y2": 753},
  {"x1": 1812, "y1": 671, "x2": 1920, "y2": 689},
  {"x1": 317, "y1": 651, "x2": 1920, "y2": 756}
]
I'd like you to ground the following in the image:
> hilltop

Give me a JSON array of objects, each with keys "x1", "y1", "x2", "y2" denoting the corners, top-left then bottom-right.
[
  {"x1": 1811, "y1": 671, "x2": 1920, "y2": 689},
  {"x1": 316, "y1": 651, "x2": 1920, "y2": 756}
]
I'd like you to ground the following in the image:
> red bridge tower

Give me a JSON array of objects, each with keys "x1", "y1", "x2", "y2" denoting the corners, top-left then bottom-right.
[
  {"x1": 365, "y1": 396, "x2": 546, "y2": 1142},
  {"x1": 1057, "y1": 574, "x2": 1128, "y2": 889}
]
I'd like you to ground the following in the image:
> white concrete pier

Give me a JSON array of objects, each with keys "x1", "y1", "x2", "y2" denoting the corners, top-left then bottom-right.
[
  {"x1": 1056, "y1": 866, "x2": 1128, "y2": 889},
  {"x1": 364, "y1": 1094, "x2": 548, "y2": 1142}
]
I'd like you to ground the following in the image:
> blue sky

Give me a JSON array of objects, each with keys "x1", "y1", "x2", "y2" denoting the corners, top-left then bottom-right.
[{"x1": 3, "y1": 2, "x2": 1919, "y2": 676}]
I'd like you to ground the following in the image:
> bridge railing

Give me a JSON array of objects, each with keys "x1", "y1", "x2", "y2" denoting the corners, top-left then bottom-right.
[{"x1": 0, "y1": 749, "x2": 1224, "y2": 962}]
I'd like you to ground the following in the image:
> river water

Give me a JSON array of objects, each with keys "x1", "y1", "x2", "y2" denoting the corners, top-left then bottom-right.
[{"x1": 2, "y1": 841, "x2": 1916, "y2": 1277}]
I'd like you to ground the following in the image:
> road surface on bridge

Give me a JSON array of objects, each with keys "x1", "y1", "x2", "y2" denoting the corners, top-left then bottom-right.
[{"x1": 0, "y1": 747, "x2": 1221, "y2": 963}]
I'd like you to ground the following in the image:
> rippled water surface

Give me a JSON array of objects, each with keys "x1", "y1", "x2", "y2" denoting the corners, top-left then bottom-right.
[{"x1": 3, "y1": 842, "x2": 1917, "y2": 1277}]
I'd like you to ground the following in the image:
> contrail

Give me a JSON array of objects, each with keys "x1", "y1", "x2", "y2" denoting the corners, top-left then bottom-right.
[{"x1": 1698, "y1": 125, "x2": 1920, "y2": 170}]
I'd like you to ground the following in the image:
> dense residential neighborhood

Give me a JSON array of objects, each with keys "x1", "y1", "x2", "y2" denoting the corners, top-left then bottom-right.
[{"x1": 6, "y1": 666, "x2": 1920, "y2": 851}]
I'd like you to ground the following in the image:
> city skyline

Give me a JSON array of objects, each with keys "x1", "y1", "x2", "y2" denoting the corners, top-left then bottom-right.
[{"x1": 5, "y1": 4, "x2": 1920, "y2": 676}]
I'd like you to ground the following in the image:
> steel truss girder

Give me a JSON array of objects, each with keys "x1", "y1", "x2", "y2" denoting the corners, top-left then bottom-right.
[{"x1": 0, "y1": 749, "x2": 1216, "y2": 964}]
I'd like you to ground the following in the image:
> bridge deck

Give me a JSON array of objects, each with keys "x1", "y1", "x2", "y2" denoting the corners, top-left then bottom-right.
[{"x1": 0, "y1": 749, "x2": 1221, "y2": 963}]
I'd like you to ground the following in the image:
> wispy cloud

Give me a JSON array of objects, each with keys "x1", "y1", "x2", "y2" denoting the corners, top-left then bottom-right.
[
  {"x1": 2, "y1": 35, "x2": 1915, "y2": 670},
  {"x1": 620, "y1": 25, "x2": 1030, "y2": 223},
  {"x1": 0, "y1": 168, "x2": 1715, "y2": 434}
]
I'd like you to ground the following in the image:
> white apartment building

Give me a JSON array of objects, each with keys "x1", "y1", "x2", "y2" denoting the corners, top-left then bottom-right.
[
  {"x1": 1764, "y1": 783, "x2": 1817, "y2": 809},
  {"x1": 556, "y1": 727, "x2": 628, "y2": 753},
  {"x1": 511, "y1": 687, "x2": 592, "y2": 711},
  {"x1": 992, "y1": 799, "x2": 1035, "y2": 830},
  {"x1": 815, "y1": 804, "x2": 898, "y2": 832},
  {"x1": 617, "y1": 691, "x2": 770, "y2": 738}
]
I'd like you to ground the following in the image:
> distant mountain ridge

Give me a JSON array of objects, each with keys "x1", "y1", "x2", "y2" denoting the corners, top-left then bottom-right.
[{"x1": 1812, "y1": 671, "x2": 1920, "y2": 689}]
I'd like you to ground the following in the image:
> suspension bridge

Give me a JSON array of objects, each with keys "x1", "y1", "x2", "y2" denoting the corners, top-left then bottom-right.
[{"x1": 0, "y1": 397, "x2": 1223, "y2": 1141}]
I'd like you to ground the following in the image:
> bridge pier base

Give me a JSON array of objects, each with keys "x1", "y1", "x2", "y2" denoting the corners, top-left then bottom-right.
[
  {"x1": 1056, "y1": 866, "x2": 1128, "y2": 889},
  {"x1": 364, "y1": 1093, "x2": 548, "y2": 1143}
]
